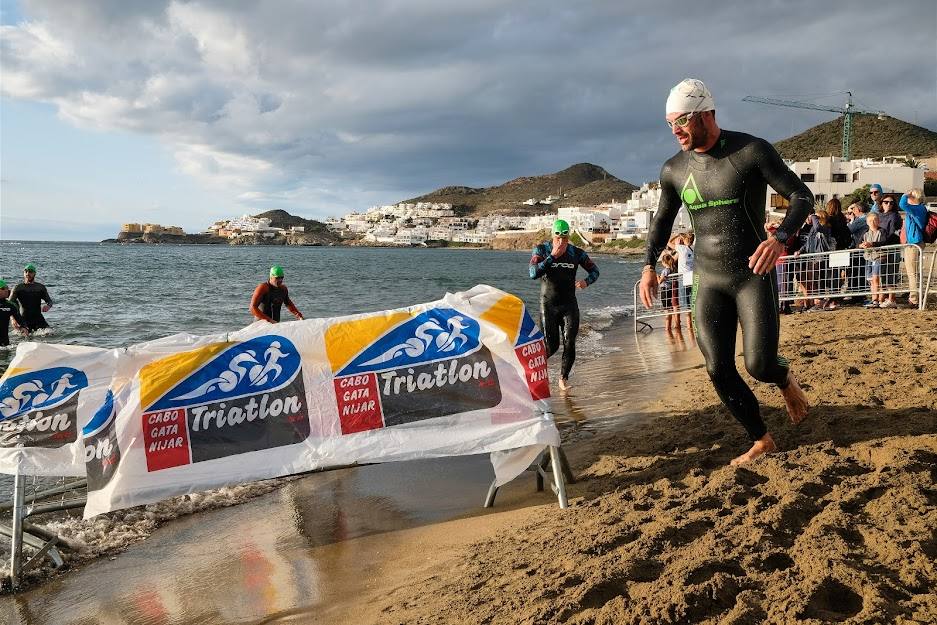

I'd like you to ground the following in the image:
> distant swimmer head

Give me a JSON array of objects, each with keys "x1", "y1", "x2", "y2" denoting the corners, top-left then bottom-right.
[
  {"x1": 552, "y1": 219, "x2": 570, "y2": 237},
  {"x1": 23, "y1": 263, "x2": 37, "y2": 274},
  {"x1": 269, "y1": 265, "x2": 285, "y2": 279},
  {"x1": 666, "y1": 78, "x2": 715, "y2": 115},
  {"x1": 869, "y1": 183, "x2": 883, "y2": 195}
]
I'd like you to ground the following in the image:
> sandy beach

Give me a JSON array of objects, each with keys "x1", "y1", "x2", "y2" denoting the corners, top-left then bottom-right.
[{"x1": 347, "y1": 308, "x2": 937, "y2": 625}]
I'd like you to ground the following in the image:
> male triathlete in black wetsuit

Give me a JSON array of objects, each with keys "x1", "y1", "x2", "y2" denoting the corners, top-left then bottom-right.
[
  {"x1": 249, "y1": 265, "x2": 304, "y2": 323},
  {"x1": 639, "y1": 79, "x2": 811, "y2": 465},
  {"x1": 10, "y1": 264, "x2": 54, "y2": 333},
  {"x1": 0, "y1": 280, "x2": 26, "y2": 347},
  {"x1": 530, "y1": 219, "x2": 599, "y2": 391}
]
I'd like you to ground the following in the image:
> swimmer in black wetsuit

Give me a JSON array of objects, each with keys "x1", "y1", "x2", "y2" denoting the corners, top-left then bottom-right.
[
  {"x1": 530, "y1": 219, "x2": 599, "y2": 391},
  {"x1": 0, "y1": 279, "x2": 27, "y2": 347},
  {"x1": 639, "y1": 79, "x2": 811, "y2": 466},
  {"x1": 10, "y1": 263, "x2": 54, "y2": 334},
  {"x1": 250, "y1": 265, "x2": 305, "y2": 323}
]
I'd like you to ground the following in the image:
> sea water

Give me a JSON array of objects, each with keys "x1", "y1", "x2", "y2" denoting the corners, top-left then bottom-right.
[{"x1": 0, "y1": 241, "x2": 644, "y2": 374}]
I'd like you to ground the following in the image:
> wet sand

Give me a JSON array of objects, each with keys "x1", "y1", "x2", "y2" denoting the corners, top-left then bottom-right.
[{"x1": 3, "y1": 309, "x2": 935, "y2": 624}]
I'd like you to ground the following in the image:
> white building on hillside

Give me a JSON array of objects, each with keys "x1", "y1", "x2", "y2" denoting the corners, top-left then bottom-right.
[{"x1": 766, "y1": 156, "x2": 925, "y2": 213}]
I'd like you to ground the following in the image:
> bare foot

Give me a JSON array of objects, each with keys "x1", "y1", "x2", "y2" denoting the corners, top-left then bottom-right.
[
  {"x1": 558, "y1": 377, "x2": 570, "y2": 392},
  {"x1": 781, "y1": 372, "x2": 809, "y2": 425},
  {"x1": 730, "y1": 434, "x2": 777, "y2": 465}
]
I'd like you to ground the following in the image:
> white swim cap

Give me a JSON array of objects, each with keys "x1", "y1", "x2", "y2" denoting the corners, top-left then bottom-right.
[{"x1": 665, "y1": 78, "x2": 715, "y2": 115}]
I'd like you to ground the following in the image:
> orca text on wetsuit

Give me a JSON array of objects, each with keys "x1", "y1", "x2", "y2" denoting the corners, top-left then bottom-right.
[
  {"x1": 646, "y1": 130, "x2": 812, "y2": 441},
  {"x1": 10, "y1": 281, "x2": 53, "y2": 332},
  {"x1": 529, "y1": 243, "x2": 599, "y2": 380},
  {"x1": 250, "y1": 282, "x2": 301, "y2": 323}
]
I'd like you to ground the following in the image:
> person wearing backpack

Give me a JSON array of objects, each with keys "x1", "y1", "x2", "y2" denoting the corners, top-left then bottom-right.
[
  {"x1": 804, "y1": 209, "x2": 834, "y2": 310},
  {"x1": 899, "y1": 187, "x2": 927, "y2": 307}
]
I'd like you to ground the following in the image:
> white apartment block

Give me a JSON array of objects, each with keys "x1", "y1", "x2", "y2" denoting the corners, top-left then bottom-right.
[
  {"x1": 452, "y1": 230, "x2": 492, "y2": 244},
  {"x1": 766, "y1": 156, "x2": 925, "y2": 213},
  {"x1": 557, "y1": 207, "x2": 611, "y2": 233},
  {"x1": 394, "y1": 228, "x2": 429, "y2": 245},
  {"x1": 428, "y1": 226, "x2": 454, "y2": 241},
  {"x1": 526, "y1": 214, "x2": 557, "y2": 231}
]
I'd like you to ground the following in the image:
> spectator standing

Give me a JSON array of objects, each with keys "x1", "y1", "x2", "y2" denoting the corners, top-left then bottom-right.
[
  {"x1": 875, "y1": 197, "x2": 903, "y2": 308},
  {"x1": 674, "y1": 233, "x2": 695, "y2": 312},
  {"x1": 804, "y1": 209, "x2": 834, "y2": 310},
  {"x1": 845, "y1": 202, "x2": 870, "y2": 304},
  {"x1": 899, "y1": 187, "x2": 927, "y2": 307},
  {"x1": 860, "y1": 212, "x2": 885, "y2": 307}
]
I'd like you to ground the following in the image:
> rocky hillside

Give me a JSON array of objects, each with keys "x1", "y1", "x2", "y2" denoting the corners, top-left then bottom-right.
[
  {"x1": 405, "y1": 163, "x2": 638, "y2": 216},
  {"x1": 775, "y1": 114, "x2": 937, "y2": 161}
]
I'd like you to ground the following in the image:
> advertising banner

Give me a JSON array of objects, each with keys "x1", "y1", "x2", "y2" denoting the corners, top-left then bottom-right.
[
  {"x1": 80, "y1": 285, "x2": 558, "y2": 517},
  {"x1": 0, "y1": 343, "x2": 119, "y2": 476}
]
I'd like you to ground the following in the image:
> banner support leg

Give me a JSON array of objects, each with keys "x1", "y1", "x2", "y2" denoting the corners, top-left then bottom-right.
[
  {"x1": 9, "y1": 468, "x2": 25, "y2": 589},
  {"x1": 549, "y1": 446, "x2": 568, "y2": 509}
]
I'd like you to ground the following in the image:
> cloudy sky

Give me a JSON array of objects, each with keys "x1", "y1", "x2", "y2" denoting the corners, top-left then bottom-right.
[{"x1": 2, "y1": 0, "x2": 935, "y2": 240}]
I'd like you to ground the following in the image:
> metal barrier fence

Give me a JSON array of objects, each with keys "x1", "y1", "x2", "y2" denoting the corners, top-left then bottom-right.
[
  {"x1": 633, "y1": 244, "x2": 930, "y2": 330},
  {"x1": 632, "y1": 272, "x2": 693, "y2": 332},
  {"x1": 776, "y1": 243, "x2": 923, "y2": 310}
]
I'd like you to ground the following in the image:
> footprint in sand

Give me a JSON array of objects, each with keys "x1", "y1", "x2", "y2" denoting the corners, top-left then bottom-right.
[{"x1": 798, "y1": 578, "x2": 863, "y2": 622}]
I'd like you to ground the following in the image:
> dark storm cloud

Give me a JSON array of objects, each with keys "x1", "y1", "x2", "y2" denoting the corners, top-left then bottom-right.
[{"x1": 3, "y1": 0, "x2": 934, "y2": 216}]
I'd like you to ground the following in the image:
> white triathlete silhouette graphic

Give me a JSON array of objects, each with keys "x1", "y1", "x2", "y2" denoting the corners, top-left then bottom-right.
[
  {"x1": 172, "y1": 350, "x2": 261, "y2": 401},
  {"x1": 248, "y1": 341, "x2": 288, "y2": 386},
  {"x1": 360, "y1": 315, "x2": 471, "y2": 367},
  {"x1": 0, "y1": 373, "x2": 80, "y2": 419}
]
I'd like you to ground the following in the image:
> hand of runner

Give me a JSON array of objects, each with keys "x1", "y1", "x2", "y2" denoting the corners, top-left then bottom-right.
[
  {"x1": 575, "y1": 279, "x2": 588, "y2": 290},
  {"x1": 748, "y1": 237, "x2": 784, "y2": 275},
  {"x1": 41, "y1": 304, "x2": 51, "y2": 313},
  {"x1": 639, "y1": 270, "x2": 659, "y2": 309}
]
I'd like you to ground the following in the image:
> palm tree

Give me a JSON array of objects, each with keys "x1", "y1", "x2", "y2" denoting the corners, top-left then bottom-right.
[{"x1": 903, "y1": 157, "x2": 920, "y2": 168}]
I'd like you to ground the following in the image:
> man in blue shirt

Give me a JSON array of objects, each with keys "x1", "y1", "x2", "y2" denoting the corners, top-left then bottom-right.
[{"x1": 899, "y1": 187, "x2": 928, "y2": 307}]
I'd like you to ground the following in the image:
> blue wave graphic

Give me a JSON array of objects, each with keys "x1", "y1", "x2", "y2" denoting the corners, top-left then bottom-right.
[
  {"x1": 339, "y1": 308, "x2": 481, "y2": 376},
  {"x1": 150, "y1": 335, "x2": 301, "y2": 410},
  {"x1": 0, "y1": 367, "x2": 89, "y2": 421},
  {"x1": 516, "y1": 310, "x2": 544, "y2": 346},
  {"x1": 83, "y1": 389, "x2": 115, "y2": 437}
]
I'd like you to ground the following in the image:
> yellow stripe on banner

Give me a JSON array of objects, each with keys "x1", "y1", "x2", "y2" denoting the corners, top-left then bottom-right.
[
  {"x1": 479, "y1": 294, "x2": 524, "y2": 344},
  {"x1": 325, "y1": 312, "x2": 413, "y2": 373},
  {"x1": 139, "y1": 342, "x2": 234, "y2": 410},
  {"x1": 0, "y1": 367, "x2": 28, "y2": 384}
]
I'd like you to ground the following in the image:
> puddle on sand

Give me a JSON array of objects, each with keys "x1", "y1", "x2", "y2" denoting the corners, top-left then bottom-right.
[{"x1": 2, "y1": 324, "x2": 703, "y2": 625}]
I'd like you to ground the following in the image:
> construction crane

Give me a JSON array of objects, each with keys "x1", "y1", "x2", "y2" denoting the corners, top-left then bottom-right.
[{"x1": 742, "y1": 92, "x2": 886, "y2": 161}]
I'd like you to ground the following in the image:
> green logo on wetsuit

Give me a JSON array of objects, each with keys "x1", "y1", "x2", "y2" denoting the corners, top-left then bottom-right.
[{"x1": 681, "y1": 173, "x2": 704, "y2": 205}]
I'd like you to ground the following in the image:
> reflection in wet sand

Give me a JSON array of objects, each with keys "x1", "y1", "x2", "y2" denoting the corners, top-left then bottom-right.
[{"x1": 1, "y1": 323, "x2": 702, "y2": 625}]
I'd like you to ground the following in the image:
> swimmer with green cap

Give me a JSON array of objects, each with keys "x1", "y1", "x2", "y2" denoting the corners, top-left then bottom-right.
[
  {"x1": 1, "y1": 278, "x2": 28, "y2": 346},
  {"x1": 529, "y1": 218, "x2": 600, "y2": 392},
  {"x1": 10, "y1": 262, "x2": 54, "y2": 334},
  {"x1": 250, "y1": 265, "x2": 304, "y2": 323}
]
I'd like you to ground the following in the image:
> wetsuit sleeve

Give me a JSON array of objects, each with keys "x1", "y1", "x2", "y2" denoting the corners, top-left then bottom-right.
[
  {"x1": 578, "y1": 249, "x2": 599, "y2": 285},
  {"x1": 751, "y1": 139, "x2": 813, "y2": 237},
  {"x1": 40, "y1": 286, "x2": 53, "y2": 306},
  {"x1": 249, "y1": 283, "x2": 275, "y2": 323},
  {"x1": 8, "y1": 286, "x2": 20, "y2": 307},
  {"x1": 283, "y1": 286, "x2": 303, "y2": 319},
  {"x1": 645, "y1": 165, "x2": 681, "y2": 267},
  {"x1": 529, "y1": 244, "x2": 555, "y2": 279}
]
